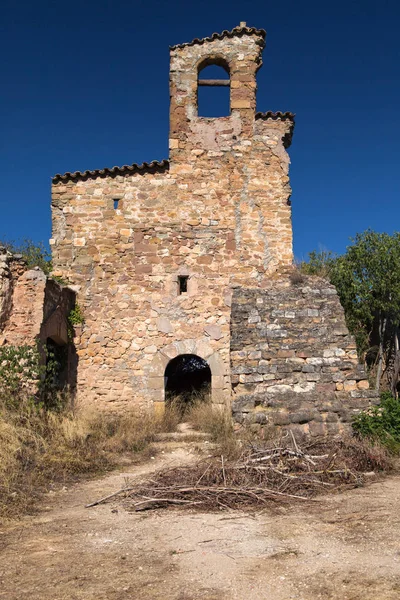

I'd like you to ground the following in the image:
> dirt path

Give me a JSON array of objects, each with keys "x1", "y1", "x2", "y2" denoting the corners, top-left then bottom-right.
[{"x1": 1, "y1": 444, "x2": 400, "y2": 600}]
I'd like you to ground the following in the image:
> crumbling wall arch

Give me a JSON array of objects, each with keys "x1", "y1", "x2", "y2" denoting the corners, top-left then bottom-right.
[{"x1": 147, "y1": 338, "x2": 228, "y2": 410}]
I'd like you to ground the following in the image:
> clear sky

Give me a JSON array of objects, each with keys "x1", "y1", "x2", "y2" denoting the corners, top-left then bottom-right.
[{"x1": 1, "y1": 0, "x2": 399, "y2": 261}]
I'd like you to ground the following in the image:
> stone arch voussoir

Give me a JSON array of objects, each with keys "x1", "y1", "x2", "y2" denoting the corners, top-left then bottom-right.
[{"x1": 147, "y1": 338, "x2": 228, "y2": 407}]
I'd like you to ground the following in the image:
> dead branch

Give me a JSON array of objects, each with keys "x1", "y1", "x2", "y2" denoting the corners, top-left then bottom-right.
[
  {"x1": 85, "y1": 487, "x2": 134, "y2": 508},
  {"x1": 87, "y1": 436, "x2": 390, "y2": 513}
]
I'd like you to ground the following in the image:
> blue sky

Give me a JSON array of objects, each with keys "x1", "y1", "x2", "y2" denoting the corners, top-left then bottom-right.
[{"x1": 1, "y1": 0, "x2": 399, "y2": 261}]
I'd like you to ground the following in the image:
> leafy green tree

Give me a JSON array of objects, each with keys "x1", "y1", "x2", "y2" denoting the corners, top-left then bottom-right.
[{"x1": 331, "y1": 231, "x2": 400, "y2": 393}]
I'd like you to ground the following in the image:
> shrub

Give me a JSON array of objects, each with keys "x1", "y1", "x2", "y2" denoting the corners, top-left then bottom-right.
[
  {"x1": 161, "y1": 398, "x2": 184, "y2": 432},
  {"x1": 1, "y1": 239, "x2": 52, "y2": 274},
  {"x1": 289, "y1": 268, "x2": 305, "y2": 286},
  {"x1": 0, "y1": 345, "x2": 41, "y2": 407},
  {"x1": 0, "y1": 342, "x2": 69, "y2": 411},
  {"x1": 68, "y1": 303, "x2": 85, "y2": 327},
  {"x1": 186, "y1": 397, "x2": 238, "y2": 456},
  {"x1": 352, "y1": 392, "x2": 400, "y2": 453}
]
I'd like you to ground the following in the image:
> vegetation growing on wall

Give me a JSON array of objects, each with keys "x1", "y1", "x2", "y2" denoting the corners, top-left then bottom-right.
[
  {"x1": 68, "y1": 303, "x2": 85, "y2": 327},
  {"x1": 1, "y1": 239, "x2": 52, "y2": 274}
]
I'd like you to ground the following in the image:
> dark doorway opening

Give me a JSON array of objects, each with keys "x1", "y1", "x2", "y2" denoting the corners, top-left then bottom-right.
[
  {"x1": 39, "y1": 337, "x2": 70, "y2": 409},
  {"x1": 165, "y1": 354, "x2": 211, "y2": 404}
]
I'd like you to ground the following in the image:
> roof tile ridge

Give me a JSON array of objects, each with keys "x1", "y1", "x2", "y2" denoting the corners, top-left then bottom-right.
[
  {"x1": 170, "y1": 25, "x2": 266, "y2": 51},
  {"x1": 52, "y1": 159, "x2": 169, "y2": 184}
]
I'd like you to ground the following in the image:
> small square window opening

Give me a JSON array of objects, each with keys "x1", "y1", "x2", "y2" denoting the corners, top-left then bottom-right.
[
  {"x1": 178, "y1": 275, "x2": 189, "y2": 295},
  {"x1": 113, "y1": 199, "x2": 120, "y2": 210}
]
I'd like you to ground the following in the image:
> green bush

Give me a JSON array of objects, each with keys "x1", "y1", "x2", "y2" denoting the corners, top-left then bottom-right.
[
  {"x1": 68, "y1": 303, "x2": 84, "y2": 327},
  {"x1": 0, "y1": 343, "x2": 68, "y2": 411},
  {"x1": 0, "y1": 345, "x2": 42, "y2": 408},
  {"x1": 352, "y1": 392, "x2": 400, "y2": 453}
]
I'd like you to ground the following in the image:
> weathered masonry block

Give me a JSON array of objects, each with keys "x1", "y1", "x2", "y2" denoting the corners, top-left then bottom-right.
[
  {"x1": 50, "y1": 24, "x2": 294, "y2": 411},
  {"x1": 230, "y1": 276, "x2": 377, "y2": 436}
]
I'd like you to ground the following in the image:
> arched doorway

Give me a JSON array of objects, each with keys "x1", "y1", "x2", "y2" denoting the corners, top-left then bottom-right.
[{"x1": 165, "y1": 354, "x2": 211, "y2": 404}]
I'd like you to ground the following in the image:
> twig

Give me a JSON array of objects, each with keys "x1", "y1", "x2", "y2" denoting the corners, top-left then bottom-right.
[
  {"x1": 290, "y1": 430, "x2": 300, "y2": 454},
  {"x1": 221, "y1": 455, "x2": 227, "y2": 487},
  {"x1": 134, "y1": 498, "x2": 203, "y2": 511},
  {"x1": 195, "y1": 463, "x2": 212, "y2": 486},
  {"x1": 85, "y1": 487, "x2": 134, "y2": 508}
]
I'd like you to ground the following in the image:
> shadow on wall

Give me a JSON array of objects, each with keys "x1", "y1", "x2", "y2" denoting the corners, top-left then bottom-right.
[{"x1": 40, "y1": 280, "x2": 78, "y2": 402}]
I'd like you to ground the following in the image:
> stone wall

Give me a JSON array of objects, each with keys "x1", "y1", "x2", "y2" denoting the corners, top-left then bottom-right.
[
  {"x1": 230, "y1": 275, "x2": 378, "y2": 436},
  {"x1": 0, "y1": 247, "x2": 76, "y2": 390},
  {"x1": 0, "y1": 248, "x2": 25, "y2": 333},
  {"x1": 50, "y1": 26, "x2": 294, "y2": 411}
]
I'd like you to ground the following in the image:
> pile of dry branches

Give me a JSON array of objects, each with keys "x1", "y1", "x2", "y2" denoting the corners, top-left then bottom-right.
[{"x1": 86, "y1": 435, "x2": 391, "y2": 512}]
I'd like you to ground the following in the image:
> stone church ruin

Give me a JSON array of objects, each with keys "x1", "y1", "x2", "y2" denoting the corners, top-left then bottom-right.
[{"x1": 1, "y1": 24, "x2": 376, "y2": 435}]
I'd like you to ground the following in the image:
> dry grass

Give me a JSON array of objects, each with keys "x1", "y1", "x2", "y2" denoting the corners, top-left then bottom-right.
[
  {"x1": 0, "y1": 395, "x2": 179, "y2": 521},
  {"x1": 186, "y1": 396, "x2": 279, "y2": 457},
  {"x1": 162, "y1": 398, "x2": 185, "y2": 432},
  {"x1": 187, "y1": 400, "x2": 233, "y2": 438}
]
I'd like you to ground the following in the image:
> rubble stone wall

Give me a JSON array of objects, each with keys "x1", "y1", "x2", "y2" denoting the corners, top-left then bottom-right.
[
  {"x1": 0, "y1": 249, "x2": 13, "y2": 331},
  {"x1": 50, "y1": 29, "x2": 294, "y2": 410},
  {"x1": 0, "y1": 247, "x2": 75, "y2": 355},
  {"x1": 230, "y1": 276, "x2": 378, "y2": 436},
  {"x1": 0, "y1": 248, "x2": 30, "y2": 341}
]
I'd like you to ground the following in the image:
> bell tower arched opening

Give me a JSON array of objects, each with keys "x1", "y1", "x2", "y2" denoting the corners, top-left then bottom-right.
[{"x1": 197, "y1": 58, "x2": 230, "y2": 117}]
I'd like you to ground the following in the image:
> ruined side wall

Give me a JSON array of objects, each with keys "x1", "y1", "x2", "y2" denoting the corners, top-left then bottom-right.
[
  {"x1": 0, "y1": 247, "x2": 75, "y2": 350},
  {"x1": 0, "y1": 249, "x2": 13, "y2": 331},
  {"x1": 0, "y1": 249, "x2": 34, "y2": 343},
  {"x1": 230, "y1": 277, "x2": 378, "y2": 437},
  {"x1": 2, "y1": 268, "x2": 47, "y2": 346}
]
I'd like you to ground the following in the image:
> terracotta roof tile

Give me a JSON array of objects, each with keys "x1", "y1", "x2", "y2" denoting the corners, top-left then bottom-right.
[
  {"x1": 52, "y1": 159, "x2": 169, "y2": 184},
  {"x1": 170, "y1": 25, "x2": 266, "y2": 51},
  {"x1": 255, "y1": 111, "x2": 295, "y2": 121}
]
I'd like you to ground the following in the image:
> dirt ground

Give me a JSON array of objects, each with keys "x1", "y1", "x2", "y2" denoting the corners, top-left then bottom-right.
[{"x1": 1, "y1": 443, "x2": 400, "y2": 600}]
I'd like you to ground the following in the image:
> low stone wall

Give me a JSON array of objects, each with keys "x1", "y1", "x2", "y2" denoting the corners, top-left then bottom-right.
[{"x1": 230, "y1": 276, "x2": 378, "y2": 436}]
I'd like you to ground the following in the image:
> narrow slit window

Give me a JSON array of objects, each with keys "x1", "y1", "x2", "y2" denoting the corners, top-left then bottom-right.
[
  {"x1": 113, "y1": 199, "x2": 119, "y2": 210},
  {"x1": 178, "y1": 275, "x2": 189, "y2": 295}
]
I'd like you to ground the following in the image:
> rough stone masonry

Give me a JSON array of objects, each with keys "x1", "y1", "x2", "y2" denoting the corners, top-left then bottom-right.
[
  {"x1": 0, "y1": 247, "x2": 76, "y2": 382},
  {"x1": 231, "y1": 277, "x2": 376, "y2": 436},
  {"x1": 49, "y1": 24, "x2": 374, "y2": 431}
]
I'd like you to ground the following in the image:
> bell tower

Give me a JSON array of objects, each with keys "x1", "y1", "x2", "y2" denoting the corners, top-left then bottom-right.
[{"x1": 168, "y1": 23, "x2": 266, "y2": 161}]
